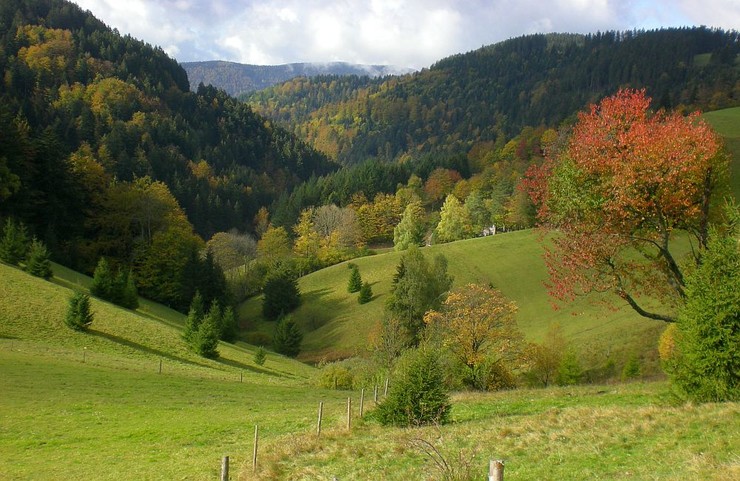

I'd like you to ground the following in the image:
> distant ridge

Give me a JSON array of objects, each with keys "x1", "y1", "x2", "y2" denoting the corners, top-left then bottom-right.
[{"x1": 182, "y1": 60, "x2": 414, "y2": 96}]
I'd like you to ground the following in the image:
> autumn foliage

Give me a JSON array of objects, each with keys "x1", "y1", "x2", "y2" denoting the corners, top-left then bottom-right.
[{"x1": 526, "y1": 89, "x2": 727, "y2": 322}]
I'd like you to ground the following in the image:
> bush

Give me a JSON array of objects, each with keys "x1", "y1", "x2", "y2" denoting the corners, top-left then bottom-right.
[
  {"x1": 65, "y1": 292, "x2": 93, "y2": 331},
  {"x1": 621, "y1": 355, "x2": 641, "y2": 381},
  {"x1": 376, "y1": 349, "x2": 451, "y2": 427},
  {"x1": 316, "y1": 363, "x2": 354, "y2": 390},
  {"x1": 272, "y1": 316, "x2": 303, "y2": 357},
  {"x1": 253, "y1": 346, "x2": 266, "y2": 366}
]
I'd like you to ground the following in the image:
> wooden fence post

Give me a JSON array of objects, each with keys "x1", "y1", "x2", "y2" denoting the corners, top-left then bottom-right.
[
  {"x1": 158, "y1": 359, "x2": 162, "y2": 374},
  {"x1": 346, "y1": 397, "x2": 352, "y2": 431},
  {"x1": 252, "y1": 425, "x2": 259, "y2": 473},
  {"x1": 220, "y1": 456, "x2": 229, "y2": 481},
  {"x1": 384, "y1": 378, "x2": 389, "y2": 396},
  {"x1": 373, "y1": 384, "x2": 378, "y2": 403},
  {"x1": 489, "y1": 459, "x2": 504, "y2": 481},
  {"x1": 240, "y1": 371, "x2": 243, "y2": 383},
  {"x1": 359, "y1": 388, "x2": 365, "y2": 417},
  {"x1": 317, "y1": 401, "x2": 323, "y2": 437}
]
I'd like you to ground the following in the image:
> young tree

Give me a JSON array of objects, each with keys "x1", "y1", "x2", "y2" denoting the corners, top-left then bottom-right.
[
  {"x1": 526, "y1": 89, "x2": 727, "y2": 323},
  {"x1": 257, "y1": 226, "x2": 292, "y2": 266},
  {"x1": 90, "y1": 257, "x2": 115, "y2": 300},
  {"x1": 0, "y1": 218, "x2": 30, "y2": 265},
  {"x1": 65, "y1": 292, "x2": 93, "y2": 331},
  {"x1": 556, "y1": 348, "x2": 583, "y2": 386},
  {"x1": 666, "y1": 210, "x2": 740, "y2": 402},
  {"x1": 376, "y1": 348, "x2": 451, "y2": 427},
  {"x1": 272, "y1": 316, "x2": 303, "y2": 357},
  {"x1": 253, "y1": 346, "x2": 267, "y2": 366},
  {"x1": 220, "y1": 305, "x2": 238, "y2": 342},
  {"x1": 292, "y1": 208, "x2": 321, "y2": 274},
  {"x1": 526, "y1": 323, "x2": 567, "y2": 387},
  {"x1": 347, "y1": 264, "x2": 362, "y2": 293},
  {"x1": 183, "y1": 290, "x2": 205, "y2": 343},
  {"x1": 25, "y1": 238, "x2": 52, "y2": 279},
  {"x1": 424, "y1": 284, "x2": 523, "y2": 389},
  {"x1": 262, "y1": 266, "x2": 301, "y2": 320},
  {"x1": 358, "y1": 281, "x2": 373, "y2": 304},
  {"x1": 393, "y1": 200, "x2": 426, "y2": 251},
  {"x1": 192, "y1": 315, "x2": 220, "y2": 359},
  {"x1": 386, "y1": 246, "x2": 452, "y2": 346}
]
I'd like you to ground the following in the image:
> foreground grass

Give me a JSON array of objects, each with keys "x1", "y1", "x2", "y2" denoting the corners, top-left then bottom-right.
[{"x1": 241, "y1": 382, "x2": 740, "y2": 481}]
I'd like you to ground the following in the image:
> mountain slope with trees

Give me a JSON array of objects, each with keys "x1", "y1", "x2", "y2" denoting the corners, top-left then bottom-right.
[{"x1": 248, "y1": 28, "x2": 739, "y2": 165}]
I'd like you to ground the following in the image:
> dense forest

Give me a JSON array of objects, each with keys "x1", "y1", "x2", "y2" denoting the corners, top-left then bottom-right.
[
  {"x1": 248, "y1": 28, "x2": 740, "y2": 165},
  {"x1": 0, "y1": 0, "x2": 336, "y2": 310}
]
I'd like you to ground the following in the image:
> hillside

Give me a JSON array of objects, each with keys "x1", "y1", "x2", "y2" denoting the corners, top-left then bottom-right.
[
  {"x1": 182, "y1": 60, "x2": 412, "y2": 97},
  {"x1": 238, "y1": 230, "x2": 667, "y2": 369},
  {"x1": 704, "y1": 106, "x2": 740, "y2": 200},
  {"x1": 248, "y1": 28, "x2": 740, "y2": 164}
]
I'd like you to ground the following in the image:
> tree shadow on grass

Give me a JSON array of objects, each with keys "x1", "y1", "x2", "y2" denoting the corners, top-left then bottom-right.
[
  {"x1": 215, "y1": 356, "x2": 291, "y2": 378},
  {"x1": 88, "y1": 329, "x2": 211, "y2": 369},
  {"x1": 300, "y1": 287, "x2": 335, "y2": 331}
]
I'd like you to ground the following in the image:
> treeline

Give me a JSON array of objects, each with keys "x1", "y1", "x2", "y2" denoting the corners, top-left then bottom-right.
[
  {"x1": 248, "y1": 28, "x2": 740, "y2": 164},
  {"x1": 0, "y1": 0, "x2": 336, "y2": 310}
]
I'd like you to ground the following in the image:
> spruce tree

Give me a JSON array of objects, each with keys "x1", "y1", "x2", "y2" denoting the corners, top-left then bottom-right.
[
  {"x1": 262, "y1": 267, "x2": 301, "y2": 320},
  {"x1": 90, "y1": 257, "x2": 114, "y2": 300},
  {"x1": 193, "y1": 315, "x2": 220, "y2": 359},
  {"x1": 220, "y1": 305, "x2": 237, "y2": 342},
  {"x1": 347, "y1": 264, "x2": 362, "y2": 293},
  {"x1": 25, "y1": 238, "x2": 53, "y2": 279},
  {"x1": 120, "y1": 269, "x2": 139, "y2": 309},
  {"x1": 65, "y1": 292, "x2": 93, "y2": 331},
  {"x1": 183, "y1": 291, "x2": 205, "y2": 343},
  {"x1": 272, "y1": 317, "x2": 303, "y2": 357},
  {"x1": 358, "y1": 281, "x2": 373, "y2": 304},
  {"x1": 0, "y1": 218, "x2": 30, "y2": 265}
]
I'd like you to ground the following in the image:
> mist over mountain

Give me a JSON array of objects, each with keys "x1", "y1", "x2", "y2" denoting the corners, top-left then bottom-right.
[{"x1": 182, "y1": 60, "x2": 414, "y2": 97}]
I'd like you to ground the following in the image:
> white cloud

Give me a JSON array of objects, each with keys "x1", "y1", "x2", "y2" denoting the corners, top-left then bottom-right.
[{"x1": 71, "y1": 0, "x2": 740, "y2": 68}]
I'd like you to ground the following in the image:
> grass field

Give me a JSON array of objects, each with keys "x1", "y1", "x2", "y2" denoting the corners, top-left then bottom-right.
[
  {"x1": 239, "y1": 230, "x2": 666, "y2": 367},
  {"x1": 704, "y1": 106, "x2": 740, "y2": 201}
]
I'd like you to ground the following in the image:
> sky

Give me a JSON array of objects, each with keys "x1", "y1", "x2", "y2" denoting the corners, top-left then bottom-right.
[{"x1": 71, "y1": 0, "x2": 740, "y2": 70}]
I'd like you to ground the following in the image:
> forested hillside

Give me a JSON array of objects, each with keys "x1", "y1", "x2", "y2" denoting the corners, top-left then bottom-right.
[
  {"x1": 0, "y1": 0, "x2": 336, "y2": 310},
  {"x1": 183, "y1": 60, "x2": 409, "y2": 97},
  {"x1": 248, "y1": 28, "x2": 740, "y2": 164}
]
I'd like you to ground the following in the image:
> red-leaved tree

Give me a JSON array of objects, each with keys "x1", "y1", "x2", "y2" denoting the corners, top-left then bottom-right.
[{"x1": 525, "y1": 89, "x2": 727, "y2": 322}]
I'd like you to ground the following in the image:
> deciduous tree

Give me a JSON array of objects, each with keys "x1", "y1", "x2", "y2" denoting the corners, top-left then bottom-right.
[{"x1": 526, "y1": 89, "x2": 726, "y2": 323}]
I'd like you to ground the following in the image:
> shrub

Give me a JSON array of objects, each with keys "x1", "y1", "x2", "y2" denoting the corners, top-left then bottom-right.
[
  {"x1": 253, "y1": 346, "x2": 266, "y2": 366},
  {"x1": 65, "y1": 292, "x2": 93, "y2": 331},
  {"x1": 556, "y1": 348, "x2": 583, "y2": 386},
  {"x1": 376, "y1": 349, "x2": 451, "y2": 427},
  {"x1": 621, "y1": 355, "x2": 641, "y2": 381},
  {"x1": 316, "y1": 363, "x2": 354, "y2": 390}
]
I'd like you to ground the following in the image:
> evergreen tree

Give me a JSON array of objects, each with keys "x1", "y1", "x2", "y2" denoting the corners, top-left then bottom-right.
[
  {"x1": 0, "y1": 218, "x2": 30, "y2": 265},
  {"x1": 667, "y1": 212, "x2": 740, "y2": 402},
  {"x1": 358, "y1": 281, "x2": 373, "y2": 304},
  {"x1": 183, "y1": 290, "x2": 205, "y2": 343},
  {"x1": 262, "y1": 266, "x2": 301, "y2": 320},
  {"x1": 556, "y1": 349, "x2": 583, "y2": 386},
  {"x1": 25, "y1": 238, "x2": 53, "y2": 279},
  {"x1": 254, "y1": 346, "x2": 266, "y2": 366},
  {"x1": 376, "y1": 349, "x2": 451, "y2": 427},
  {"x1": 192, "y1": 315, "x2": 220, "y2": 359},
  {"x1": 64, "y1": 292, "x2": 93, "y2": 331},
  {"x1": 272, "y1": 316, "x2": 303, "y2": 357},
  {"x1": 90, "y1": 257, "x2": 115, "y2": 300},
  {"x1": 347, "y1": 264, "x2": 362, "y2": 293},
  {"x1": 120, "y1": 269, "x2": 139, "y2": 309},
  {"x1": 220, "y1": 305, "x2": 238, "y2": 342}
]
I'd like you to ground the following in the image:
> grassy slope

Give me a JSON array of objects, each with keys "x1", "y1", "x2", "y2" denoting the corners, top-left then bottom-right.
[
  {"x1": 704, "y1": 106, "x2": 740, "y2": 201},
  {"x1": 240, "y1": 230, "x2": 665, "y2": 364}
]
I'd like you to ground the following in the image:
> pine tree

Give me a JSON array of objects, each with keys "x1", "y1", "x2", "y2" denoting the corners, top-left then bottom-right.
[
  {"x1": 272, "y1": 317, "x2": 303, "y2": 357},
  {"x1": 65, "y1": 292, "x2": 93, "y2": 331},
  {"x1": 25, "y1": 238, "x2": 53, "y2": 279},
  {"x1": 183, "y1": 291, "x2": 205, "y2": 343},
  {"x1": 220, "y1": 305, "x2": 237, "y2": 342},
  {"x1": 121, "y1": 269, "x2": 139, "y2": 309},
  {"x1": 358, "y1": 281, "x2": 373, "y2": 304},
  {"x1": 193, "y1": 316, "x2": 220, "y2": 359},
  {"x1": 0, "y1": 218, "x2": 30, "y2": 265},
  {"x1": 262, "y1": 267, "x2": 301, "y2": 320},
  {"x1": 90, "y1": 257, "x2": 114, "y2": 300},
  {"x1": 347, "y1": 264, "x2": 362, "y2": 293}
]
